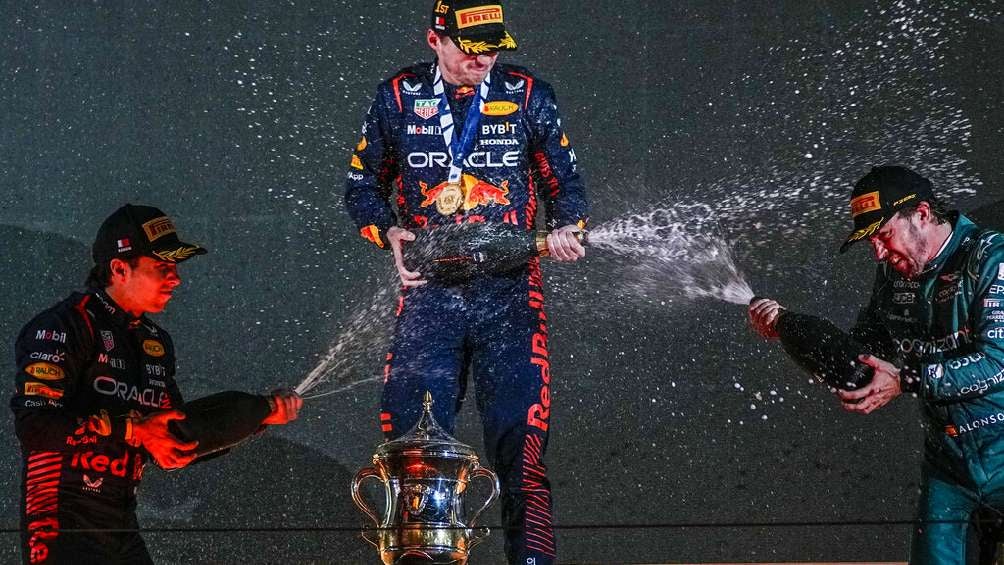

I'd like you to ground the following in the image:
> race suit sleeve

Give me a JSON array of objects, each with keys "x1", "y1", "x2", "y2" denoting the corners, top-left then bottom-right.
[
  {"x1": 344, "y1": 88, "x2": 400, "y2": 249},
  {"x1": 11, "y1": 307, "x2": 130, "y2": 451},
  {"x1": 526, "y1": 80, "x2": 589, "y2": 230},
  {"x1": 922, "y1": 233, "x2": 1004, "y2": 401}
]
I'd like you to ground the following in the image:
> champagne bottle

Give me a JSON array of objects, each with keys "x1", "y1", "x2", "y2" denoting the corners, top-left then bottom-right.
[
  {"x1": 168, "y1": 391, "x2": 273, "y2": 457},
  {"x1": 403, "y1": 223, "x2": 584, "y2": 282},
  {"x1": 753, "y1": 299, "x2": 873, "y2": 390}
]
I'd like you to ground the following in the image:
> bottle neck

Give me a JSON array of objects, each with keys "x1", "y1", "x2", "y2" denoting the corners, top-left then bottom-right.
[{"x1": 534, "y1": 232, "x2": 550, "y2": 257}]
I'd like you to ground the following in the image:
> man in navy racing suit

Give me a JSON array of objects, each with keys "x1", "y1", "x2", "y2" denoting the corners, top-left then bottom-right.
[
  {"x1": 344, "y1": 2, "x2": 587, "y2": 563},
  {"x1": 750, "y1": 166, "x2": 1004, "y2": 564},
  {"x1": 12, "y1": 204, "x2": 302, "y2": 564}
]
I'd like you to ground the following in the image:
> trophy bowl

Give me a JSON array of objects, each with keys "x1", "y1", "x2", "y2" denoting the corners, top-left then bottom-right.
[{"x1": 352, "y1": 393, "x2": 500, "y2": 564}]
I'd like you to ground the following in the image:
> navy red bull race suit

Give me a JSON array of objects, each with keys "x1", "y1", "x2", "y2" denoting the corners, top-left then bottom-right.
[
  {"x1": 12, "y1": 289, "x2": 183, "y2": 565},
  {"x1": 850, "y1": 214, "x2": 1004, "y2": 564},
  {"x1": 345, "y1": 61, "x2": 588, "y2": 564}
]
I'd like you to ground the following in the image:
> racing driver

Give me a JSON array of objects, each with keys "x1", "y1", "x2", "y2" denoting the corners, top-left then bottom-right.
[
  {"x1": 12, "y1": 204, "x2": 302, "y2": 564},
  {"x1": 344, "y1": 1, "x2": 588, "y2": 562},
  {"x1": 750, "y1": 166, "x2": 1004, "y2": 563}
]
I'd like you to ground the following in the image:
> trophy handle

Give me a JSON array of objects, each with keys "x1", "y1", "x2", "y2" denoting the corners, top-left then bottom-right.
[
  {"x1": 351, "y1": 466, "x2": 383, "y2": 547},
  {"x1": 466, "y1": 465, "x2": 500, "y2": 529}
]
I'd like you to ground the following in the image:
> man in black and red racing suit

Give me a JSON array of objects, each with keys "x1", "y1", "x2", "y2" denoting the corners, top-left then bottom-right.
[
  {"x1": 12, "y1": 204, "x2": 302, "y2": 565},
  {"x1": 344, "y1": 2, "x2": 587, "y2": 563}
]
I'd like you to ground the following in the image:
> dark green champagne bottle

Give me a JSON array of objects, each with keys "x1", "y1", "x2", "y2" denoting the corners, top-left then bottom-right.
[
  {"x1": 168, "y1": 391, "x2": 272, "y2": 457},
  {"x1": 756, "y1": 301, "x2": 873, "y2": 390},
  {"x1": 403, "y1": 223, "x2": 582, "y2": 282}
]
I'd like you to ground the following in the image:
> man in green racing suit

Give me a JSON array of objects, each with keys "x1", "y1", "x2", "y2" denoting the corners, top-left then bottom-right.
[{"x1": 750, "y1": 165, "x2": 1004, "y2": 564}]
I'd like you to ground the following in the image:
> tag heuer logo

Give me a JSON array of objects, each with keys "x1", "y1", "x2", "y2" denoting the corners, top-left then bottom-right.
[
  {"x1": 414, "y1": 99, "x2": 439, "y2": 120},
  {"x1": 403, "y1": 80, "x2": 422, "y2": 93}
]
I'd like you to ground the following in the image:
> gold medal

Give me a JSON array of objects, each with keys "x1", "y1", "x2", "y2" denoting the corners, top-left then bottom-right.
[{"x1": 435, "y1": 181, "x2": 463, "y2": 216}]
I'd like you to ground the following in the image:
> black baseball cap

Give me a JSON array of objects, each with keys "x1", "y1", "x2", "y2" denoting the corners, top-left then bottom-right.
[
  {"x1": 92, "y1": 204, "x2": 207, "y2": 264},
  {"x1": 839, "y1": 165, "x2": 935, "y2": 253},
  {"x1": 430, "y1": 0, "x2": 518, "y2": 55}
]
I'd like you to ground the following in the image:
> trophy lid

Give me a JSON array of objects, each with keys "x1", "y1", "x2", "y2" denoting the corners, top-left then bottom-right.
[{"x1": 375, "y1": 392, "x2": 479, "y2": 459}]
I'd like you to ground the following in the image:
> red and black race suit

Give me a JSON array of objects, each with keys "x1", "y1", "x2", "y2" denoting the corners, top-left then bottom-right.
[{"x1": 11, "y1": 289, "x2": 182, "y2": 565}]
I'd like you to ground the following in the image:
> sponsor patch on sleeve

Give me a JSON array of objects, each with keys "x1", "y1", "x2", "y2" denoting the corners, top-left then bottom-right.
[
  {"x1": 25, "y1": 382, "x2": 64, "y2": 399},
  {"x1": 25, "y1": 362, "x2": 65, "y2": 381},
  {"x1": 143, "y1": 340, "x2": 166, "y2": 358}
]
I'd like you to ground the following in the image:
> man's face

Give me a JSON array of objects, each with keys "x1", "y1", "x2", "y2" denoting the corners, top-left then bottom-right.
[
  {"x1": 113, "y1": 256, "x2": 182, "y2": 314},
  {"x1": 427, "y1": 30, "x2": 498, "y2": 86},
  {"x1": 868, "y1": 210, "x2": 928, "y2": 279}
]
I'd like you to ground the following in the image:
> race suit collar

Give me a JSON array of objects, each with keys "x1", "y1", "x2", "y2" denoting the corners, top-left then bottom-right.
[
  {"x1": 427, "y1": 60, "x2": 499, "y2": 91},
  {"x1": 91, "y1": 288, "x2": 146, "y2": 330},
  {"x1": 923, "y1": 212, "x2": 976, "y2": 275}
]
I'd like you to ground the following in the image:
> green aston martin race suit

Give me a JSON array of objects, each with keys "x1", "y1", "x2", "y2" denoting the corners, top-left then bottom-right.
[{"x1": 850, "y1": 213, "x2": 1004, "y2": 564}]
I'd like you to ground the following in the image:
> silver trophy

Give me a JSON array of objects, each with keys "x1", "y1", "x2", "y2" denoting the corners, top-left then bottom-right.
[{"x1": 352, "y1": 392, "x2": 500, "y2": 564}]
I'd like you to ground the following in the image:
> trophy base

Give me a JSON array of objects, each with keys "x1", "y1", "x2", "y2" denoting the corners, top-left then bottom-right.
[{"x1": 384, "y1": 548, "x2": 467, "y2": 565}]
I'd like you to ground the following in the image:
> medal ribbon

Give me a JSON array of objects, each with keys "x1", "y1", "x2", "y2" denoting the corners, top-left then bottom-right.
[{"x1": 432, "y1": 64, "x2": 491, "y2": 185}]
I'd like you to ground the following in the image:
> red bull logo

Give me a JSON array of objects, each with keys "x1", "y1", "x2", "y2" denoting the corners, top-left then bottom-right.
[{"x1": 419, "y1": 174, "x2": 511, "y2": 212}]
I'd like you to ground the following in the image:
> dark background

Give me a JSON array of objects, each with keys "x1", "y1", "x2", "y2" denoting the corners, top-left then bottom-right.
[{"x1": 1, "y1": 1, "x2": 1002, "y2": 563}]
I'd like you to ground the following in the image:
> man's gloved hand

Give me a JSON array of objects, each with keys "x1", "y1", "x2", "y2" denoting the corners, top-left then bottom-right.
[
  {"x1": 262, "y1": 390, "x2": 303, "y2": 425},
  {"x1": 129, "y1": 410, "x2": 199, "y2": 470},
  {"x1": 387, "y1": 226, "x2": 428, "y2": 287},
  {"x1": 546, "y1": 224, "x2": 586, "y2": 262},
  {"x1": 748, "y1": 297, "x2": 782, "y2": 340}
]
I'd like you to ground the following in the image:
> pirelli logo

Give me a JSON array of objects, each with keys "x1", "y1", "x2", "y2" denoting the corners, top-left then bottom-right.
[
  {"x1": 456, "y1": 5, "x2": 503, "y2": 28},
  {"x1": 142, "y1": 217, "x2": 176, "y2": 242},
  {"x1": 850, "y1": 191, "x2": 881, "y2": 218}
]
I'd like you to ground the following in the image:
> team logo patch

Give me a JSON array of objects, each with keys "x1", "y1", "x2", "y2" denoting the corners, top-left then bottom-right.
[
  {"x1": 25, "y1": 382, "x2": 63, "y2": 399},
  {"x1": 101, "y1": 330, "x2": 115, "y2": 351},
  {"x1": 482, "y1": 101, "x2": 518, "y2": 116},
  {"x1": 83, "y1": 474, "x2": 104, "y2": 490},
  {"x1": 456, "y1": 5, "x2": 504, "y2": 29},
  {"x1": 505, "y1": 79, "x2": 525, "y2": 92},
  {"x1": 414, "y1": 99, "x2": 440, "y2": 120},
  {"x1": 25, "y1": 362, "x2": 64, "y2": 381},
  {"x1": 142, "y1": 216, "x2": 176, "y2": 242},
  {"x1": 850, "y1": 191, "x2": 881, "y2": 217},
  {"x1": 143, "y1": 340, "x2": 166, "y2": 358}
]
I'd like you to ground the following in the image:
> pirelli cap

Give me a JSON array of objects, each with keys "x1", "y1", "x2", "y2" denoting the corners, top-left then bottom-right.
[
  {"x1": 430, "y1": 0, "x2": 517, "y2": 55},
  {"x1": 92, "y1": 204, "x2": 207, "y2": 264},
  {"x1": 839, "y1": 165, "x2": 934, "y2": 253}
]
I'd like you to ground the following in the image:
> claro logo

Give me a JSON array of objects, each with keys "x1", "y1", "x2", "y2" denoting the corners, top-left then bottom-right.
[{"x1": 93, "y1": 376, "x2": 170, "y2": 408}]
